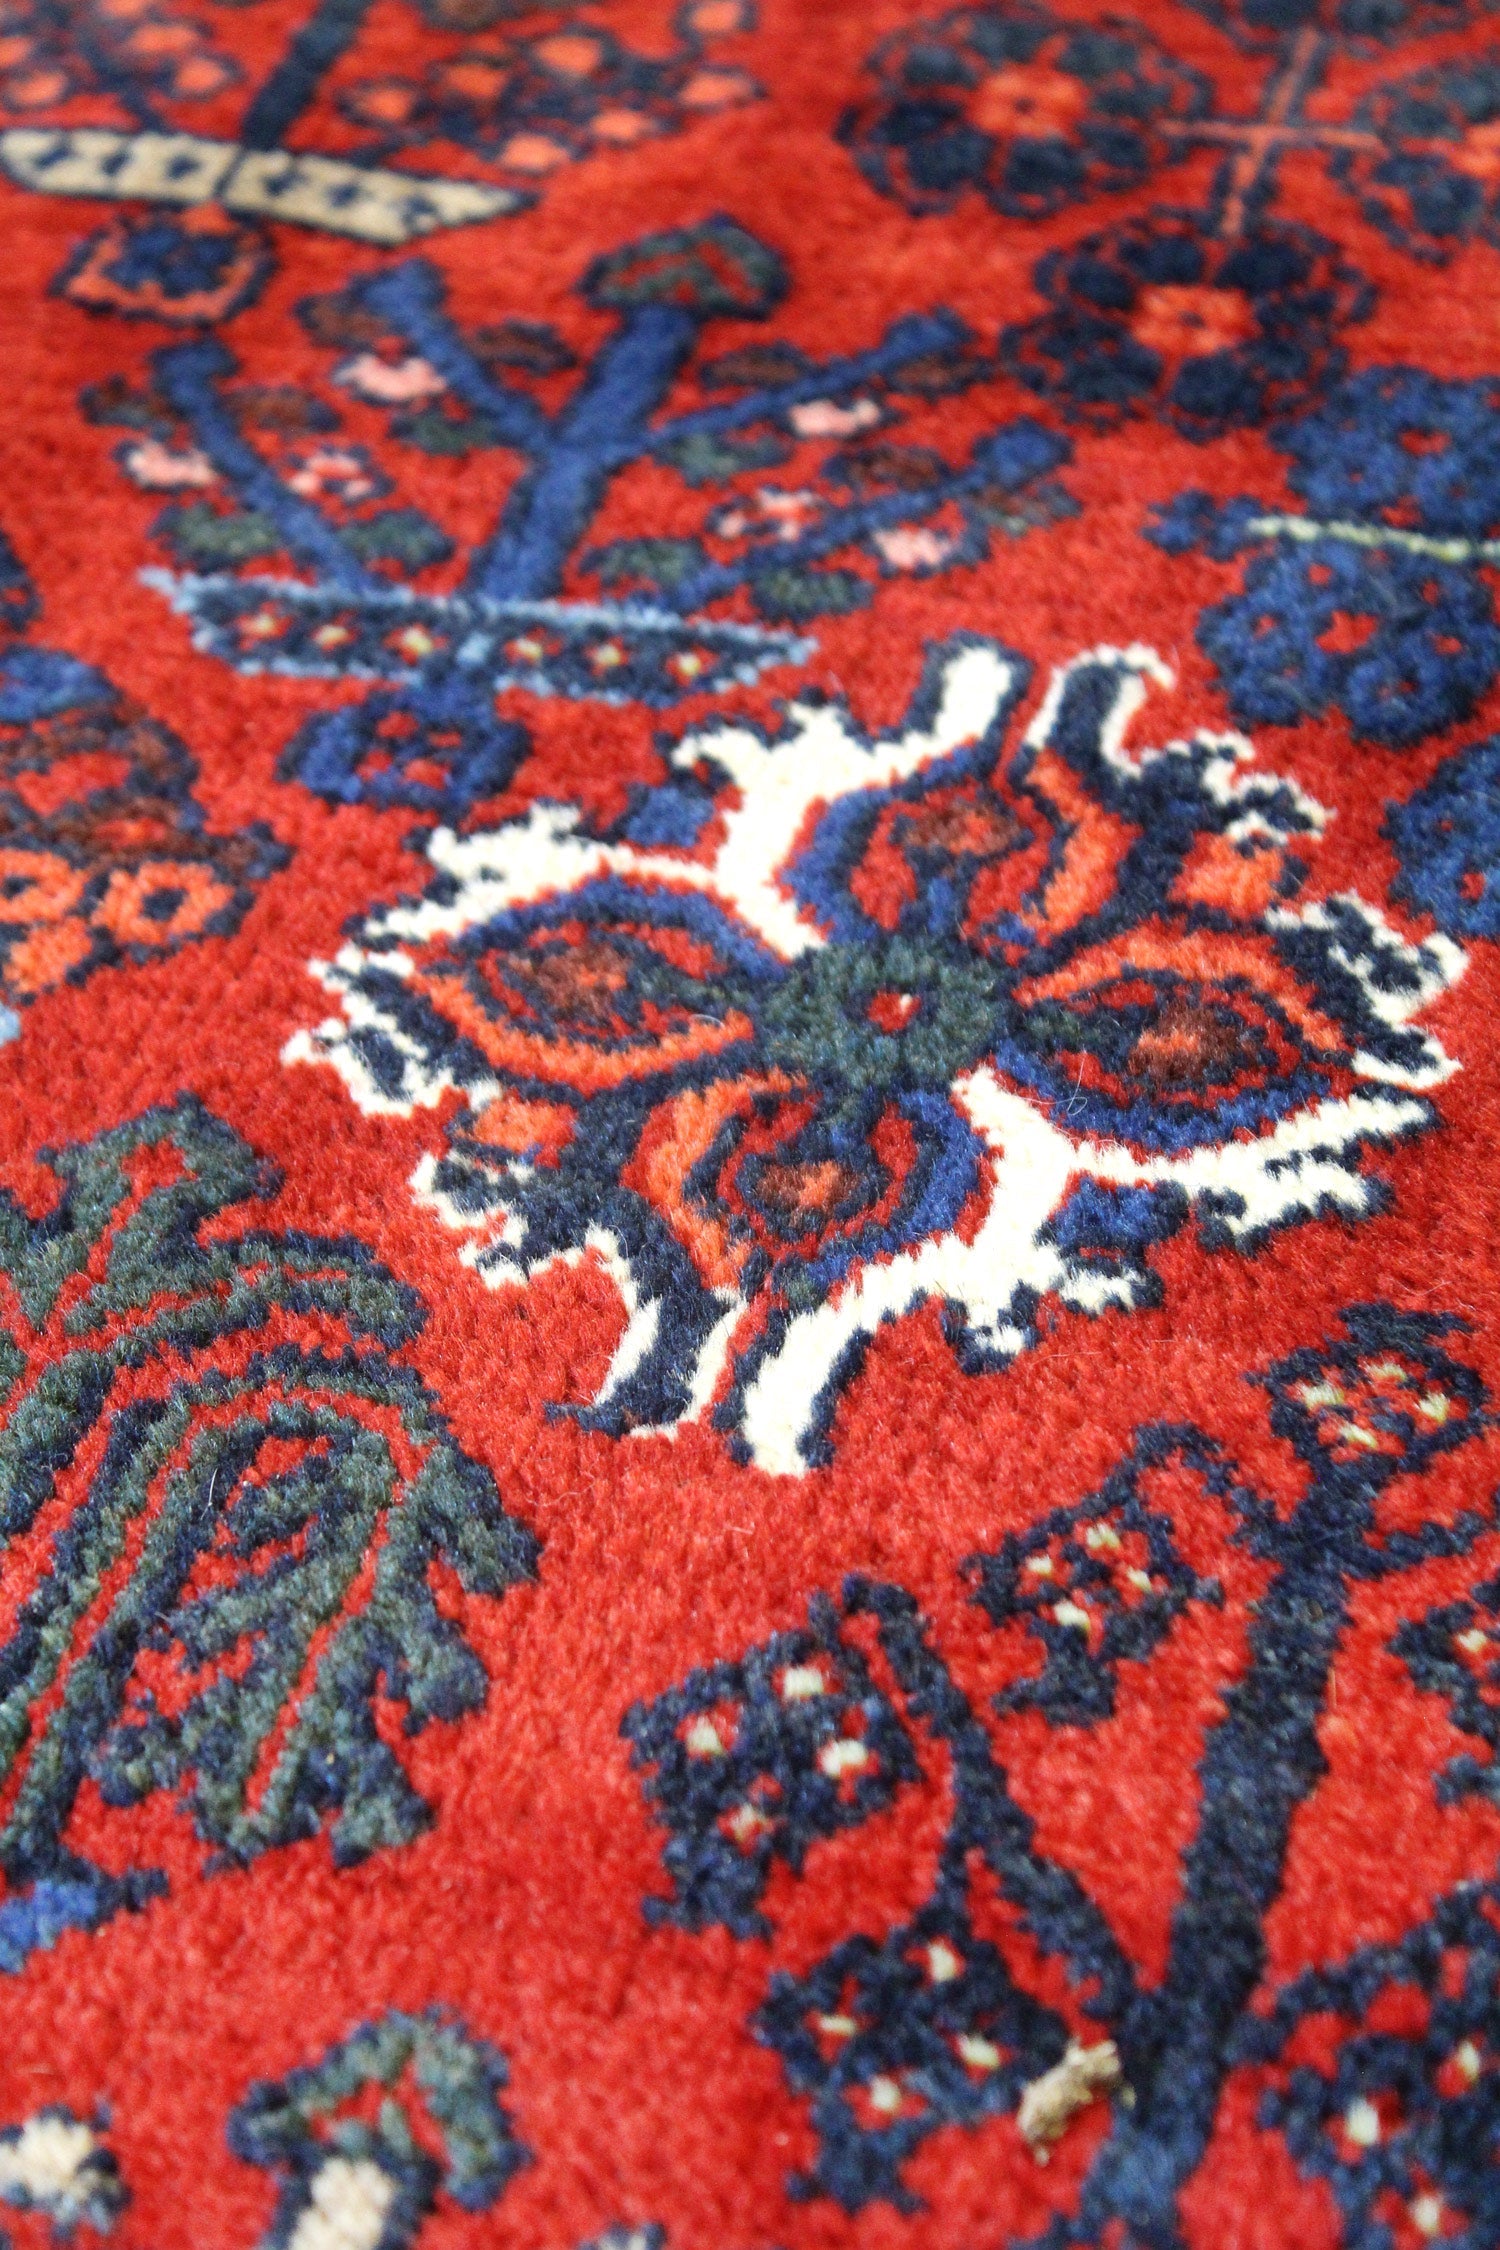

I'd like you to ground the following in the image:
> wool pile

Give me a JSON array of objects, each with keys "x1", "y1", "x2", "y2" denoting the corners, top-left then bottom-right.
[{"x1": 2, "y1": 1, "x2": 1500, "y2": 2244}]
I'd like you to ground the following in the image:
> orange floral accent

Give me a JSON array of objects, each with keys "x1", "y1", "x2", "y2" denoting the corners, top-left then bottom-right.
[
  {"x1": 1129, "y1": 286, "x2": 1258, "y2": 361},
  {"x1": 972, "y1": 62, "x2": 1088, "y2": 139},
  {"x1": 0, "y1": 847, "x2": 89, "y2": 924},
  {"x1": 1171, "y1": 829, "x2": 1308, "y2": 918},
  {"x1": 1011, "y1": 748, "x2": 1138, "y2": 940},
  {"x1": 625, "y1": 1072, "x2": 797, "y2": 1288},
  {"x1": 91, "y1": 863, "x2": 233, "y2": 947},
  {"x1": 5, "y1": 916, "x2": 94, "y2": 995},
  {"x1": 466, "y1": 1093, "x2": 577, "y2": 1164},
  {"x1": 411, "y1": 962, "x2": 754, "y2": 1091},
  {"x1": 1018, "y1": 922, "x2": 1351, "y2": 1058},
  {"x1": 1447, "y1": 119, "x2": 1500, "y2": 183}
]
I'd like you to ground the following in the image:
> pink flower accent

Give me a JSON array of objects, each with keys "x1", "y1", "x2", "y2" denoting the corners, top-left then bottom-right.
[
  {"x1": 120, "y1": 438, "x2": 217, "y2": 491},
  {"x1": 788, "y1": 397, "x2": 881, "y2": 439},
  {"x1": 872, "y1": 524, "x2": 959, "y2": 572},
  {"x1": 713, "y1": 488, "x2": 821, "y2": 542},
  {"x1": 287, "y1": 448, "x2": 381, "y2": 502},
  {"x1": 334, "y1": 353, "x2": 448, "y2": 406}
]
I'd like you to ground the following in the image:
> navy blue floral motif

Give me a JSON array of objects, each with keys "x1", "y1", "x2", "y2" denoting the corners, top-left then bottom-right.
[
  {"x1": 1388, "y1": 736, "x2": 1500, "y2": 935},
  {"x1": 967, "y1": 1429, "x2": 1226, "y2": 1726},
  {"x1": 839, "y1": 0, "x2": 1500, "y2": 352},
  {"x1": 1264, "y1": 367, "x2": 1500, "y2": 548},
  {"x1": 1, "y1": 0, "x2": 761, "y2": 251},
  {"x1": 281, "y1": 678, "x2": 531, "y2": 825},
  {"x1": 622, "y1": 1598, "x2": 920, "y2": 1938},
  {"x1": 1393, "y1": 1577, "x2": 1500, "y2": 1805},
  {"x1": 837, "y1": 5, "x2": 1207, "y2": 219},
  {"x1": 1002, "y1": 210, "x2": 1370, "y2": 438},
  {"x1": 623, "y1": 1308, "x2": 1492, "y2": 2224},
  {"x1": 1258, "y1": 1301, "x2": 1487, "y2": 1494},
  {"x1": 756, "y1": 1892, "x2": 1068, "y2": 2212},
  {"x1": 1340, "y1": 51, "x2": 1500, "y2": 258},
  {"x1": 1236, "y1": 1885, "x2": 1500, "y2": 2250},
  {"x1": 0, "y1": 0, "x2": 239, "y2": 116},
  {"x1": 335, "y1": 5, "x2": 759, "y2": 181},
  {"x1": 1150, "y1": 368, "x2": 1500, "y2": 745},
  {"x1": 1183, "y1": 0, "x2": 1498, "y2": 49},
  {"x1": 57, "y1": 213, "x2": 273, "y2": 326}
]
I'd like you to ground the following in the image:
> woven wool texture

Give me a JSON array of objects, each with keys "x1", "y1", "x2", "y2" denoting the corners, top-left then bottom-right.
[{"x1": 3, "y1": 0, "x2": 1500, "y2": 2244}]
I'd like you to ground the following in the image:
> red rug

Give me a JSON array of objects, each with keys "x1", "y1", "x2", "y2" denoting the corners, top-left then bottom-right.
[{"x1": 3, "y1": 1, "x2": 1500, "y2": 2243}]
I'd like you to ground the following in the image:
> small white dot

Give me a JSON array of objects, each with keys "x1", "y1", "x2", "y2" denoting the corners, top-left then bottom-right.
[{"x1": 1344, "y1": 2097, "x2": 1381, "y2": 2148}]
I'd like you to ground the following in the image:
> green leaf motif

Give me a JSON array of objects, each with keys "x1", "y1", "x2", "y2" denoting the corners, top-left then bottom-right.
[
  {"x1": 588, "y1": 537, "x2": 708, "y2": 593},
  {"x1": 0, "y1": 1099, "x2": 538, "y2": 1969},
  {"x1": 392, "y1": 405, "x2": 508, "y2": 456},
  {"x1": 228, "y1": 2008, "x2": 528, "y2": 2248},
  {"x1": 156, "y1": 503, "x2": 283, "y2": 568},
  {"x1": 658, "y1": 427, "x2": 792, "y2": 486},
  {"x1": 750, "y1": 565, "x2": 873, "y2": 623},
  {"x1": 341, "y1": 509, "x2": 456, "y2": 570}
]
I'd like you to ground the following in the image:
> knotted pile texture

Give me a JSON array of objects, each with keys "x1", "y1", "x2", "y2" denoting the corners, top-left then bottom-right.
[{"x1": 3, "y1": 1, "x2": 1500, "y2": 2245}]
